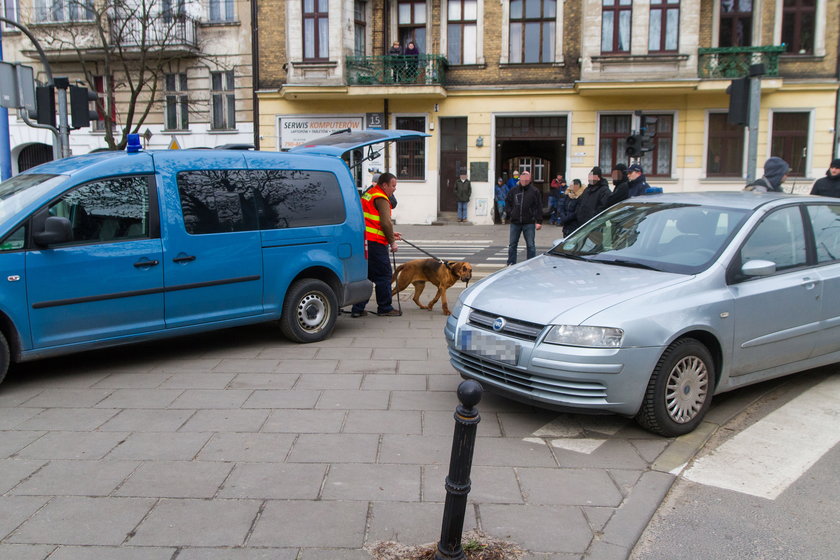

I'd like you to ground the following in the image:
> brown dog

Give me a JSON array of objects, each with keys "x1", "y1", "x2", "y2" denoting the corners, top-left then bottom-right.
[{"x1": 392, "y1": 259, "x2": 473, "y2": 315}]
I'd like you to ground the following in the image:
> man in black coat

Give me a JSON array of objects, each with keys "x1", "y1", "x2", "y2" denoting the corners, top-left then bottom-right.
[
  {"x1": 626, "y1": 163, "x2": 651, "y2": 197},
  {"x1": 810, "y1": 158, "x2": 840, "y2": 198},
  {"x1": 607, "y1": 163, "x2": 630, "y2": 206},
  {"x1": 505, "y1": 171, "x2": 543, "y2": 265},
  {"x1": 576, "y1": 166, "x2": 611, "y2": 226}
]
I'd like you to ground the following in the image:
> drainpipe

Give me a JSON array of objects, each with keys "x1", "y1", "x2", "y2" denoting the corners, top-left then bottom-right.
[{"x1": 251, "y1": 0, "x2": 260, "y2": 150}]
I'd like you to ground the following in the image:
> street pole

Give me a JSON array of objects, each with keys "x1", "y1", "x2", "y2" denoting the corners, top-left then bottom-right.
[
  {"x1": 54, "y1": 77, "x2": 71, "y2": 159},
  {"x1": 0, "y1": 28, "x2": 13, "y2": 180},
  {"x1": 745, "y1": 64, "x2": 764, "y2": 183}
]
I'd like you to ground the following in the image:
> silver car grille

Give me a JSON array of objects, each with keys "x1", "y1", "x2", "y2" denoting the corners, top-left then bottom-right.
[
  {"x1": 450, "y1": 349, "x2": 608, "y2": 401},
  {"x1": 468, "y1": 309, "x2": 544, "y2": 341}
]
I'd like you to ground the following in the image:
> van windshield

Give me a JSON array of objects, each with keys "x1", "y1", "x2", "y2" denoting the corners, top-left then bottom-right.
[{"x1": 0, "y1": 173, "x2": 68, "y2": 223}]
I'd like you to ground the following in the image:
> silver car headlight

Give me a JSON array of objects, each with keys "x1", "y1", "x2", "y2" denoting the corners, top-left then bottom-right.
[
  {"x1": 450, "y1": 297, "x2": 465, "y2": 319},
  {"x1": 543, "y1": 325, "x2": 624, "y2": 348}
]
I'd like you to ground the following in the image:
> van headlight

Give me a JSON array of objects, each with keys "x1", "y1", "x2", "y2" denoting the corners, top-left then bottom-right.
[{"x1": 543, "y1": 325, "x2": 624, "y2": 348}]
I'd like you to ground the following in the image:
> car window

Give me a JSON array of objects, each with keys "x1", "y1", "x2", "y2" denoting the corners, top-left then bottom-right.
[
  {"x1": 47, "y1": 176, "x2": 151, "y2": 245},
  {"x1": 0, "y1": 225, "x2": 25, "y2": 252},
  {"x1": 740, "y1": 206, "x2": 806, "y2": 270},
  {"x1": 806, "y1": 204, "x2": 840, "y2": 264},
  {"x1": 177, "y1": 169, "x2": 345, "y2": 234}
]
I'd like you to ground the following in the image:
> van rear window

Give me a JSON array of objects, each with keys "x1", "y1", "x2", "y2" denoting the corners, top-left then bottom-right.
[{"x1": 177, "y1": 169, "x2": 346, "y2": 234}]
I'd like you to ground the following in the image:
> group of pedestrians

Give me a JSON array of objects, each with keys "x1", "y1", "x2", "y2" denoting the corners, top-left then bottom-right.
[{"x1": 388, "y1": 40, "x2": 421, "y2": 83}]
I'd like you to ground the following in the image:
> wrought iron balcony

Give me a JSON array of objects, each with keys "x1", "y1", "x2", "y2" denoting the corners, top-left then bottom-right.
[
  {"x1": 108, "y1": 14, "x2": 198, "y2": 53},
  {"x1": 697, "y1": 46, "x2": 786, "y2": 78},
  {"x1": 345, "y1": 55, "x2": 448, "y2": 86}
]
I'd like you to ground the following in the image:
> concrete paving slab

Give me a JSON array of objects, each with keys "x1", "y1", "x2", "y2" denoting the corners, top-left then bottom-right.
[
  {"x1": 423, "y1": 465, "x2": 524, "y2": 503},
  {"x1": 228, "y1": 374, "x2": 300, "y2": 390},
  {"x1": 299, "y1": 549, "x2": 371, "y2": 560},
  {"x1": 178, "y1": 409, "x2": 269, "y2": 432},
  {"x1": 391, "y1": 390, "x2": 460, "y2": 411},
  {"x1": 177, "y1": 548, "x2": 297, "y2": 559},
  {"x1": 516, "y1": 468, "x2": 624, "y2": 506},
  {"x1": 168, "y1": 389, "x2": 254, "y2": 409},
  {"x1": 0, "y1": 544, "x2": 57, "y2": 560},
  {"x1": 156, "y1": 372, "x2": 236, "y2": 390},
  {"x1": 343, "y1": 410, "x2": 422, "y2": 434},
  {"x1": 422, "y1": 410, "x2": 503, "y2": 437},
  {"x1": 378, "y1": 434, "x2": 451, "y2": 465},
  {"x1": 322, "y1": 463, "x2": 421, "y2": 501},
  {"x1": 372, "y1": 347, "x2": 429, "y2": 361},
  {"x1": 129, "y1": 498, "x2": 261, "y2": 547},
  {"x1": 315, "y1": 389, "x2": 390, "y2": 410},
  {"x1": 287, "y1": 433, "x2": 379, "y2": 463},
  {"x1": 241, "y1": 389, "x2": 320, "y2": 409},
  {"x1": 248, "y1": 501, "x2": 368, "y2": 548},
  {"x1": 94, "y1": 389, "x2": 183, "y2": 409},
  {"x1": 213, "y1": 359, "x2": 280, "y2": 373},
  {"x1": 98, "y1": 409, "x2": 195, "y2": 432},
  {"x1": 17, "y1": 408, "x2": 119, "y2": 431},
  {"x1": 21, "y1": 389, "x2": 113, "y2": 408},
  {"x1": 0, "y1": 459, "x2": 48, "y2": 494},
  {"x1": 472, "y1": 437, "x2": 559, "y2": 468},
  {"x1": 8, "y1": 496, "x2": 155, "y2": 545},
  {"x1": 0, "y1": 407, "x2": 44, "y2": 429},
  {"x1": 479, "y1": 504, "x2": 591, "y2": 554},
  {"x1": 91, "y1": 372, "x2": 174, "y2": 389},
  {"x1": 276, "y1": 359, "x2": 340, "y2": 374},
  {"x1": 115, "y1": 461, "x2": 234, "y2": 498},
  {"x1": 14, "y1": 431, "x2": 126, "y2": 460},
  {"x1": 217, "y1": 463, "x2": 327, "y2": 500},
  {"x1": 361, "y1": 373, "x2": 427, "y2": 391},
  {"x1": 196, "y1": 433, "x2": 295, "y2": 462},
  {"x1": 316, "y1": 347, "x2": 374, "y2": 361},
  {"x1": 367, "y1": 502, "x2": 477, "y2": 545},
  {"x1": 46, "y1": 546, "x2": 177, "y2": 560},
  {"x1": 335, "y1": 359, "x2": 398, "y2": 374},
  {"x1": 295, "y1": 373, "x2": 364, "y2": 390},
  {"x1": 11, "y1": 460, "x2": 139, "y2": 497},
  {"x1": 106, "y1": 432, "x2": 213, "y2": 461},
  {"x1": 0, "y1": 496, "x2": 50, "y2": 539},
  {"x1": 261, "y1": 409, "x2": 346, "y2": 433}
]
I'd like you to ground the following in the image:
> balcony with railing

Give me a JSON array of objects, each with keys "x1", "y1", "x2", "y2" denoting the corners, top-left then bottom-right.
[
  {"x1": 697, "y1": 46, "x2": 786, "y2": 78},
  {"x1": 108, "y1": 14, "x2": 199, "y2": 55},
  {"x1": 345, "y1": 55, "x2": 448, "y2": 87}
]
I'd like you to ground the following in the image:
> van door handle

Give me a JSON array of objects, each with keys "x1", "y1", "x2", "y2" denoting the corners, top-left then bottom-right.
[
  {"x1": 172, "y1": 255, "x2": 196, "y2": 263},
  {"x1": 134, "y1": 259, "x2": 160, "y2": 268}
]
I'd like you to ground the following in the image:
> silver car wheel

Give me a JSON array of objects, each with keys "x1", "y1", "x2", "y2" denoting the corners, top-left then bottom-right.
[
  {"x1": 664, "y1": 355, "x2": 709, "y2": 424},
  {"x1": 296, "y1": 292, "x2": 329, "y2": 333}
]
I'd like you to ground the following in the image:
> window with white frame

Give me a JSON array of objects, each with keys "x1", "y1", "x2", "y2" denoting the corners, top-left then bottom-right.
[
  {"x1": 165, "y1": 73, "x2": 189, "y2": 131},
  {"x1": 208, "y1": 0, "x2": 235, "y2": 22},
  {"x1": 719, "y1": 0, "x2": 752, "y2": 47},
  {"x1": 303, "y1": 0, "x2": 329, "y2": 61},
  {"x1": 398, "y1": 0, "x2": 426, "y2": 53},
  {"x1": 92, "y1": 75, "x2": 113, "y2": 132},
  {"x1": 706, "y1": 112, "x2": 744, "y2": 177},
  {"x1": 601, "y1": 0, "x2": 631, "y2": 54},
  {"x1": 2, "y1": 0, "x2": 19, "y2": 30},
  {"x1": 649, "y1": 0, "x2": 679, "y2": 52},
  {"x1": 509, "y1": 0, "x2": 555, "y2": 63},
  {"x1": 771, "y1": 112, "x2": 809, "y2": 177},
  {"x1": 447, "y1": 0, "x2": 477, "y2": 65},
  {"x1": 782, "y1": 0, "x2": 816, "y2": 55},
  {"x1": 354, "y1": 0, "x2": 366, "y2": 57},
  {"x1": 210, "y1": 71, "x2": 235, "y2": 130},
  {"x1": 639, "y1": 114, "x2": 674, "y2": 177},
  {"x1": 598, "y1": 114, "x2": 632, "y2": 172},
  {"x1": 33, "y1": 0, "x2": 94, "y2": 22}
]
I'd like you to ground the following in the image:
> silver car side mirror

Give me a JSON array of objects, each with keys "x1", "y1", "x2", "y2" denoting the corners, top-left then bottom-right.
[{"x1": 742, "y1": 259, "x2": 776, "y2": 277}]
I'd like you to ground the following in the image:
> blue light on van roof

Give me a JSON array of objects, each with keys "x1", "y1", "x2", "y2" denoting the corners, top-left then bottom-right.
[{"x1": 126, "y1": 134, "x2": 142, "y2": 153}]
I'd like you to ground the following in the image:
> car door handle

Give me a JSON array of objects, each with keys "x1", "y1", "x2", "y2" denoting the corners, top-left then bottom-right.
[
  {"x1": 801, "y1": 277, "x2": 819, "y2": 290},
  {"x1": 133, "y1": 259, "x2": 159, "y2": 268},
  {"x1": 172, "y1": 255, "x2": 196, "y2": 263}
]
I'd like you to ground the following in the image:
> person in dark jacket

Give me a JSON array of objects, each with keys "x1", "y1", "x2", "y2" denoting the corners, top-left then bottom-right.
[
  {"x1": 505, "y1": 171, "x2": 542, "y2": 265},
  {"x1": 745, "y1": 157, "x2": 790, "y2": 193},
  {"x1": 454, "y1": 169, "x2": 471, "y2": 222},
  {"x1": 558, "y1": 178, "x2": 584, "y2": 237},
  {"x1": 607, "y1": 163, "x2": 630, "y2": 206},
  {"x1": 575, "y1": 167, "x2": 611, "y2": 226},
  {"x1": 810, "y1": 158, "x2": 840, "y2": 198},
  {"x1": 627, "y1": 163, "x2": 651, "y2": 197}
]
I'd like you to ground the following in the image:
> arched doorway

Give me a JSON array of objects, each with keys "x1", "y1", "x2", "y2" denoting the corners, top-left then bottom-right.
[{"x1": 18, "y1": 143, "x2": 53, "y2": 172}]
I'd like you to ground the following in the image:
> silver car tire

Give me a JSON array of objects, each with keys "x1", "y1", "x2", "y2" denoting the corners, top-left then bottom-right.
[
  {"x1": 280, "y1": 279, "x2": 338, "y2": 343},
  {"x1": 635, "y1": 338, "x2": 714, "y2": 437}
]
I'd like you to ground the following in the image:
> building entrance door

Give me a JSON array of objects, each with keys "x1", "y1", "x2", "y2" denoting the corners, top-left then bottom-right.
[{"x1": 439, "y1": 117, "x2": 468, "y2": 216}]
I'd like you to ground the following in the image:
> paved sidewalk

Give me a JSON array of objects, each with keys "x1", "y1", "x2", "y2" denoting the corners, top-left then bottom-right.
[{"x1": 0, "y1": 224, "x2": 749, "y2": 560}]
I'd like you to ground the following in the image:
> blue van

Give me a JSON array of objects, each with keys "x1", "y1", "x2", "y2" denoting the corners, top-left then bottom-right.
[{"x1": 0, "y1": 130, "x2": 425, "y2": 385}]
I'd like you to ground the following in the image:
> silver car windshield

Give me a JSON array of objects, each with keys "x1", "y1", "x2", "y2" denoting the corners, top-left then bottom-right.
[
  {"x1": 549, "y1": 202, "x2": 749, "y2": 274},
  {"x1": 0, "y1": 173, "x2": 67, "y2": 223}
]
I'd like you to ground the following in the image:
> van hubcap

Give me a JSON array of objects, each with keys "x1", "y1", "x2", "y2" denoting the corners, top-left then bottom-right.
[
  {"x1": 297, "y1": 292, "x2": 328, "y2": 332},
  {"x1": 665, "y1": 355, "x2": 708, "y2": 424}
]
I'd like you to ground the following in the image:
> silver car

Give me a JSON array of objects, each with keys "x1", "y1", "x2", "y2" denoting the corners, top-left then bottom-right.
[{"x1": 445, "y1": 192, "x2": 840, "y2": 436}]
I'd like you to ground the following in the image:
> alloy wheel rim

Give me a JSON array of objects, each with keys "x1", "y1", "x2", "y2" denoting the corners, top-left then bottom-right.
[
  {"x1": 665, "y1": 355, "x2": 709, "y2": 424},
  {"x1": 297, "y1": 292, "x2": 328, "y2": 332}
]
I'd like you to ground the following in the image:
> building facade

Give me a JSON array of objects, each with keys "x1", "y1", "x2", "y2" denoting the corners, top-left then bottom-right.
[
  {"x1": 1, "y1": 0, "x2": 255, "y2": 173},
  {"x1": 255, "y1": 0, "x2": 839, "y2": 225}
]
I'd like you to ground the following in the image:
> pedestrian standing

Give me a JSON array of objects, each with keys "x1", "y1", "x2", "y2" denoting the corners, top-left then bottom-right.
[
  {"x1": 558, "y1": 179, "x2": 585, "y2": 237},
  {"x1": 607, "y1": 163, "x2": 630, "y2": 206},
  {"x1": 548, "y1": 173, "x2": 564, "y2": 224},
  {"x1": 454, "y1": 169, "x2": 472, "y2": 222},
  {"x1": 626, "y1": 164, "x2": 650, "y2": 197},
  {"x1": 351, "y1": 173, "x2": 402, "y2": 317},
  {"x1": 575, "y1": 167, "x2": 611, "y2": 226},
  {"x1": 810, "y1": 158, "x2": 840, "y2": 198},
  {"x1": 744, "y1": 157, "x2": 791, "y2": 193},
  {"x1": 505, "y1": 171, "x2": 543, "y2": 265},
  {"x1": 494, "y1": 177, "x2": 507, "y2": 224}
]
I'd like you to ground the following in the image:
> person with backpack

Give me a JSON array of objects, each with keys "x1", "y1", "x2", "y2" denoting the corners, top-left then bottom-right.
[{"x1": 744, "y1": 157, "x2": 791, "y2": 193}]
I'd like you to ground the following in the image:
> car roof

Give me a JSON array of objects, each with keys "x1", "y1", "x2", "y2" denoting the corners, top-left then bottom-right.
[{"x1": 638, "y1": 191, "x2": 817, "y2": 211}]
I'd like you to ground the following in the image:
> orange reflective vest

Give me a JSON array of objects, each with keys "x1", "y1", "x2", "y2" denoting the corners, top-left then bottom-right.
[{"x1": 361, "y1": 186, "x2": 390, "y2": 245}]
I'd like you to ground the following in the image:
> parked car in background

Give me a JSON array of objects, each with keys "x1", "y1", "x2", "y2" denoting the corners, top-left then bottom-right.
[
  {"x1": 0, "y1": 130, "x2": 425, "y2": 386},
  {"x1": 446, "y1": 192, "x2": 840, "y2": 436}
]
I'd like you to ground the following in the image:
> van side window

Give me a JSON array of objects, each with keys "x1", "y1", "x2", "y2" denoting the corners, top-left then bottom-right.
[
  {"x1": 48, "y1": 176, "x2": 151, "y2": 244},
  {"x1": 0, "y1": 225, "x2": 25, "y2": 251},
  {"x1": 177, "y1": 169, "x2": 345, "y2": 234}
]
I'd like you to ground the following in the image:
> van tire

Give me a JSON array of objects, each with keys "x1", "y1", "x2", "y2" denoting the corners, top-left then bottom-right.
[
  {"x1": 280, "y1": 279, "x2": 338, "y2": 343},
  {"x1": 0, "y1": 332, "x2": 9, "y2": 386}
]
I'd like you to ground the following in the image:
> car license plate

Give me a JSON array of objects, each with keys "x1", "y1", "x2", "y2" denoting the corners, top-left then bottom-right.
[{"x1": 457, "y1": 328, "x2": 520, "y2": 365}]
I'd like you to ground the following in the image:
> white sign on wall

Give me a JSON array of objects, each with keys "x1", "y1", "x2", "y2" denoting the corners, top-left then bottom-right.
[{"x1": 278, "y1": 116, "x2": 364, "y2": 150}]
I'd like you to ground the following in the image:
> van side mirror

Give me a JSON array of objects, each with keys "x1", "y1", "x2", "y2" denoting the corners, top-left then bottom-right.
[{"x1": 33, "y1": 216, "x2": 72, "y2": 247}]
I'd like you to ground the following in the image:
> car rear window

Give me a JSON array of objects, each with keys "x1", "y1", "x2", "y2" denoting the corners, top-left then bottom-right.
[{"x1": 177, "y1": 169, "x2": 346, "y2": 234}]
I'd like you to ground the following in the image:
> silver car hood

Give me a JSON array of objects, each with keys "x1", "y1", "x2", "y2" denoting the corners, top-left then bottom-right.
[{"x1": 462, "y1": 254, "x2": 692, "y2": 325}]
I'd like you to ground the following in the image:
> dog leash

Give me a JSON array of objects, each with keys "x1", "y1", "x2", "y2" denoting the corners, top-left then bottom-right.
[{"x1": 390, "y1": 249, "x2": 402, "y2": 314}]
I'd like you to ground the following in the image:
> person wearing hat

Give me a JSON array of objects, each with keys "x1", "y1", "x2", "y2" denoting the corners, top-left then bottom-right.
[
  {"x1": 506, "y1": 170, "x2": 520, "y2": 192},
  {"x1": 575, "y1": 166, "x2": 611, "y2": 226},
  {"x1": 607, "y1": 163, "x2": 630, "y2": 206},
  {"x1": 627, "y1": 163, "x2": 651, "y2": 197},
  {"x1": 810, "y1": 158, "x2": 840, "y2": 198},
  {"x1": 744, "y1": 157, "x2": 791, "y2": 193},
  {"x1": 454, "y1": 169, "x2": 472, "y2": 222}
]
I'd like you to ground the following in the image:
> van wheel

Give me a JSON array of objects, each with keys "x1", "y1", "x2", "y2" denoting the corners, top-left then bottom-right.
[
  {"x1": 0, "y1": 332, "x2": 9, "y2": 386},
  {"x1": 280, "y1": 279, "x2": 338, "y2": 343},
  {"x1": 635, "y1": 338, "x2": 714, "y2": 437}
]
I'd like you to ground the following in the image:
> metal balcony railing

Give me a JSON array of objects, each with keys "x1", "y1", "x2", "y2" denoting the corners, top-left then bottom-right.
[
  {"x1": 697, "y1": 46, "x2": 786, "y2": 78},
  {"x1": 345, "y1": 55, "x2": 448, "y2": 86},
  {"x1": 108, "y1": 14, "x2": 198, "y2": 50}
]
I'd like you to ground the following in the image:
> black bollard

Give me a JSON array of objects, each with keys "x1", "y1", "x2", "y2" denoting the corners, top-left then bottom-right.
[{"x1": 435, "y1": 379, "x2": 483, "y2": 560}]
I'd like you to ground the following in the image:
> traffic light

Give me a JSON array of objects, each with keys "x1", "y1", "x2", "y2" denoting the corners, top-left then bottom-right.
[
  {"x1": 625, "y1": 134, "x2": 643, "y2": 157},
  {"x1": 69, "y1": 85, "x2": 100, "y2": 129},
  {"x1": 726, "y1": 77, "x2": 750, "y2": 126},
  {"x1": 35, "y1": 85, "x2": 56, "y2": 127}
]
